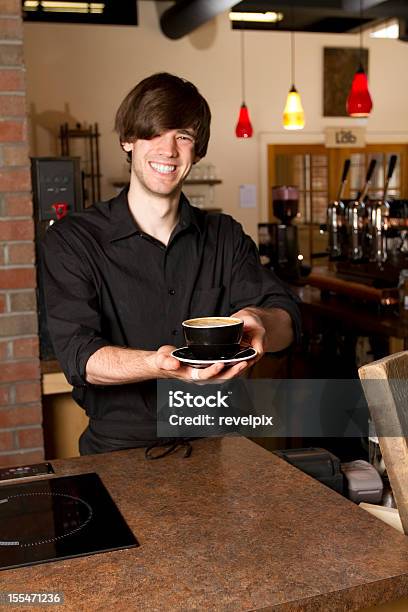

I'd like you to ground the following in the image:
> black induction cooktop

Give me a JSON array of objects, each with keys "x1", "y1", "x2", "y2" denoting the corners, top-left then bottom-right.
[{"x1": 0, "y1": 473, "x2": 139, "y2": 571}]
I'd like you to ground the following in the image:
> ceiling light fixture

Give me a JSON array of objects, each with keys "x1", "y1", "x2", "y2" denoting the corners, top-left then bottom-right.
[
  {"x1": 235, "y1": 29, "x2": 253, "y2": 138},
  {"x1": 23, "y1": 0, "x2": 39, "y2": 9},
  {"x1": 24, "y1": 1, "x2": 104, "y2": 13},
  {"x1": 229, "y1": 11, "x2": 284, "y2": 24},
  {"x1": 346, "y1": 0, "x2": 373, "y2": 118},
  {"x1": 282, "y1": 7, "x2": 305, "y2": 131}
]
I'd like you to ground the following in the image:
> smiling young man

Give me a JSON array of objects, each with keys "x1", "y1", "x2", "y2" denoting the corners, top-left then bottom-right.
[{"x1": 42, "y1": 73, "x2": 301, "y2": 455}]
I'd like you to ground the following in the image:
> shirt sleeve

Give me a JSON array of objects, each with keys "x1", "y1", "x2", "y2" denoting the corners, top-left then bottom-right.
[
  {"x1": 41, "y1": 225, "x2": 110, "y2": 386},
  {"x1": 229, "y1": 220, "x2": 302, "y2": 343}
]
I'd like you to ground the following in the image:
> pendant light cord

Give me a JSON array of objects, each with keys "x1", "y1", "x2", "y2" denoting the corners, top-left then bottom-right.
[
  {"x1": 290, "y1": 2, "x2": 295, "y2": 86},
  {"x1": 240, "y1": 28, "x2": 246, "y2": 102},
  {"x1": 359, "y1": 0, "x2": 363, "y2": 68}
]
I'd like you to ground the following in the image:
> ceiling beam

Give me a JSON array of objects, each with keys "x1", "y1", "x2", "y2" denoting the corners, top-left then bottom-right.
[
  {"x1": 235, "y1": 1, "x2": 408, "y2": 19},
  {"x1": 399, "y1": 18, "x2": 408, "y2": 41},
  {"x1": 160, "y1": 0, "x2": 237, "y2": 39},
  {"x1": 160, "y1": 0, "x2": 408, "y2": 39}
]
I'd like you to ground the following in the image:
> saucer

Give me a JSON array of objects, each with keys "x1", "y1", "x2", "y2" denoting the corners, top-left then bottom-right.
[{"x1": 171, "y1": 346, "x2": 257, "y2": 369}]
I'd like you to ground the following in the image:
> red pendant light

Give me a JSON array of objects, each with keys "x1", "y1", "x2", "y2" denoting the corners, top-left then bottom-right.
[
  {"x1": 236, "y1": 103, "x2": 253, "y2": 138},
  {"x1": 346, "y1": 65, "x2": 373, "y2": 117},
  {"x1": 346, "y1": 0, "x2": 373, "y2": 118},
  {"x1": 235, "y1": 29, "x2": 253, "y2": 138}
]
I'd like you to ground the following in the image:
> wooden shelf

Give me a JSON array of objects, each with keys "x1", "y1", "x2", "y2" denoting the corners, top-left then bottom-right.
[
  {"x1": 184, "y1": 179, "x2": 222, "y2": 185},
  {"x1": 307, "y1": 268, "x2": 399, "y2": 305},
  {"x1": 42, "y1": 372, "x2": 72, "y2": 396},
  {"x1": 41, "y1": 360, "x2": 72, "y2": 395}
]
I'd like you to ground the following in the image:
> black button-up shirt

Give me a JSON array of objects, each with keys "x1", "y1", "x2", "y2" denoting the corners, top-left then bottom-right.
[{"x1": 42, "y1": 188, "x2": 301, "y2": 443}]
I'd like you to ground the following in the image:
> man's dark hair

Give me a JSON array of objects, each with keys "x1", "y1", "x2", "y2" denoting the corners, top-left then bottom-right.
[{"x1": 114, "y1": 72, "x2": 211, "y2": 159}]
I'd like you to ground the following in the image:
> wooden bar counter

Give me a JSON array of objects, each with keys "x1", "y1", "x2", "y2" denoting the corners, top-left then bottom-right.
[
  {"x1": 2, "y1": 437, "x2": 408, "y2": 611},
  {"x1": 293, "y1": 285, "x2": 407, "y2": 341},
  {"x1": 292, "y1": 285, "x2": 408, "y2": 371}
]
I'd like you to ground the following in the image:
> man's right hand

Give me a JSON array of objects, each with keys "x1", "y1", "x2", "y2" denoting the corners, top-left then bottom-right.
[
  {"x1": 153, "y1": 345, "x2": 248, "y2": 382},
  {"x1": 85, "y1": 344, "x2": 249, "y2": 386}
]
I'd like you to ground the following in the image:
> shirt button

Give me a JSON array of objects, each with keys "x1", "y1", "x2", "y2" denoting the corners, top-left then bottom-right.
[
  {"x1": 172, "y1": 329, "x2": 178, "y2": 336},
  {"x1": 168, "y1": 288, "x2": 176, "y2": 295}
]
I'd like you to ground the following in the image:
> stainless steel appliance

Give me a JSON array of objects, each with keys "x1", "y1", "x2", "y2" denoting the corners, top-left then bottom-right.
[
  {"x1": 327, "y1": 158, "x2": 350, "y2": 261},
  {"x1": 325, "y1": 157, "x2": 408, "y2": 291},
  {"x1": 366, "y1": 154, "x2": 397, "y2": 264},
  {"x1": 346, "y1": 159, "x2": 377, "y2": 262}
]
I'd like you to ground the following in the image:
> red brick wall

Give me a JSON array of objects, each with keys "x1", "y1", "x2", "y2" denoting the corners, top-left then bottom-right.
[{"x1": 0, "y1": 0, "x2": 44, "y2": 467}]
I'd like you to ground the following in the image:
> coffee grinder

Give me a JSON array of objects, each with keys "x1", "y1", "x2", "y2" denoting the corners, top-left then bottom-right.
[{"x1": 258, "y1": 185, "x2": 304, "y2": 281}]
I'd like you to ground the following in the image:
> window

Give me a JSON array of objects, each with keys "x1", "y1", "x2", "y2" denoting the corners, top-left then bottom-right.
[{"x1": 348, "y1": 152, "x2": 401, "y2": 200}]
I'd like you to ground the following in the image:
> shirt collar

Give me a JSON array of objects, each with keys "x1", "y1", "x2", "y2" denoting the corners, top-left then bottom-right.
[
  {"x1": 108, "y1": 187, "x2": 203, "y2": 243},
  {"x1": 108, "y1": 187, "x2": 139, "y2": 242},
  {"x1": 178, "y1": 192, "x2": 203, "y2": 234}
]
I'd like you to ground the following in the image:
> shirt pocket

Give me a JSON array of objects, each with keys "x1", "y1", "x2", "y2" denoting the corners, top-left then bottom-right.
[{"x1": 189, "y1": 286, "x2": 225, "y2": 318}]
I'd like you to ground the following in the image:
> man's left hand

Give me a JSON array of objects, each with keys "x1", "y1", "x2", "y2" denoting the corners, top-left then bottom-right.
[
  {"x1": 232, "y1": 306, "x2": 294, "y2": 356},
  {"x1": 231, "y1": 308, "x2": 266, "y2": 365}
]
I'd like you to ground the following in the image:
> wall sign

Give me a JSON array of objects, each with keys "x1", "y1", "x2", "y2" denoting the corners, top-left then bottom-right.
[{"x1": 325, "y1": 126, "x2": 366, "y2": 148}]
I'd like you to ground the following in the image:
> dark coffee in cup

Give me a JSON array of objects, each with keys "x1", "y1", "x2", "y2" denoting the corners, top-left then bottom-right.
[{"x1": 182, "y1": 316, "x2": 243, "y2": 359}]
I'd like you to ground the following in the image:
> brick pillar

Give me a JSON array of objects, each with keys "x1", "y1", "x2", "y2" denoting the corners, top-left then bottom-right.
[{"x1": 0, "y1": 0, "x2": 44, "y2": 467}]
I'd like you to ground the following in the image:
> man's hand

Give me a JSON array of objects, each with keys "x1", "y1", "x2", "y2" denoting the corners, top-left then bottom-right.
[
  {"x1": 85, "y1": 307, "x2": 293, "y2": 386},
  {"x1": 231, "y1": 306, "x2": 294, "y2": 356},
  {"x1": 232, "y1": 308, "x2": 266, "y2": 357},
  {"x1": 153, "y1": 345, "x2": 248, "y2": 382}
]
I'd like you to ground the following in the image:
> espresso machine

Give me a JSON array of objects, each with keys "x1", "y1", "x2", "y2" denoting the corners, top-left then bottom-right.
[
  {"x1": 258, "y1": 185, "x2": 306, "y2": 281},
  {"x1": 327, "y1": 159, "x2": 350, "y2": 261},
  {"x1": 327, "y1": 155, "x2": 408, "y2": 289},
  {"x1": 366, "y1": 155, "x2": 397, "y2": 265},
  {"x1": 346, "y1": 158, "x2": 377, "y2": 263}
]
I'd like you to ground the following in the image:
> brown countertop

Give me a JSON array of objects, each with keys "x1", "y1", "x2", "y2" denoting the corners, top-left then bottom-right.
[{"x1": 2, "y1": 437, "x2": 408, "y2": 611}]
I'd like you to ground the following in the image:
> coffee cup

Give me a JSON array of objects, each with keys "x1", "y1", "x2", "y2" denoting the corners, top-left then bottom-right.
[{"x1": 182, "y1": 316, "x2": 243, "y2": 360}]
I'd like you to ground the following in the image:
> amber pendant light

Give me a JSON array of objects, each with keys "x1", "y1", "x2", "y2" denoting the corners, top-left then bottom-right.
[
  {"x1": 283, "y1": 16, "x2": 305, "y2": 130},
  {"x1": 235, "y1": 29, "x2": 253, "y2": 138},
  {"x1": 346, "y1": 0, "x2": 373, "y2": 117}
]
